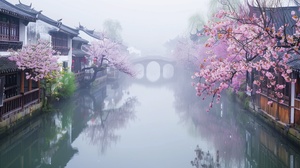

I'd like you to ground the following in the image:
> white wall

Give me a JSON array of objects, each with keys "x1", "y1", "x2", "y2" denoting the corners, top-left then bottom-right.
[
  {"x1": 19, "y1": 20, "x2": 27, "y2": 45},
  {"x1": 27, "y1": 20, "x2": 73, "y2": 71}
]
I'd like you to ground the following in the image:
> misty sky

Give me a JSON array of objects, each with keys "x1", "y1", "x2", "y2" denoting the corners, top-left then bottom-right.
[{"x1": 9, "y1": 0, "x2": 210, "y2": 55}]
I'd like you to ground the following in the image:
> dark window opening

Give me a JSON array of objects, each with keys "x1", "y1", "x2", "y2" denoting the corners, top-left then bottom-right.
[
  {"x1": 0, "y1": 14, "x2": 19, "y2": 41},
  {"x1": 51, "y1": 32, "x2": 69, "y2": 55},
  {"x1": 4, "y1": 73, "x2": 19, "y2": 98},
  {"x1": 32, "y1": 80, "x2": 38, "y2": 89}
]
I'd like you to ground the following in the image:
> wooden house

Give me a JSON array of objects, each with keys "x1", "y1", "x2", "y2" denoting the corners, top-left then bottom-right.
[
  {"x1": 76, "y1": 25, "x2": 108, "y2": 86},
  {"x1": 0, "y1": 0, "x2": 42, "y2": 127},
  {"x1": 15, "y1": 2, "x2": 79, "y2": 72},
  {"x1": 248, "y1": 5, "x2": 300, "y2": 128}
]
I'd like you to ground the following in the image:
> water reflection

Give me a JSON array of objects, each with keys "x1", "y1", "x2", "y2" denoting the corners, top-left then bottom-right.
[
  {"x1": 191, "y1": 145, "x2": 220, "y2": 168},
  {"x1": 0, "y1": 81, "x2": 138, "y2": 168},
  {"x1": 0, "y1": 69, "x2": 300, "y2": 168},
  {"x1": 173, "y1": 71, "x2": 300, "y2": 168}
]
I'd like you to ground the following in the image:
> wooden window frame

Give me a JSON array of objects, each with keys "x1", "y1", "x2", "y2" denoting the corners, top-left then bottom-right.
[
  {"x1": 0, "y1": 14, "x2": 19, "y2": 41},
  {"x1": 51, "y1": 32, "x2": 69, "y2": 55}
]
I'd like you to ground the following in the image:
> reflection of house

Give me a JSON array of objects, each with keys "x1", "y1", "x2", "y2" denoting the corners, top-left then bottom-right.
[
  {"x1": 15, "y1": 2, "x2": 79, "y2": 71},
  {"x1": 0, "y1": 109, "x2": 78, "y2": 168},
  {"x1": 0, "y1": 0, "x2": 42, "y2": 128},
  {"x1": 248, "y1": 5, "x2": 300, "y2": 129},
  {"x1": 243, "y1": 117, "x2": 300, "y2": 168}
]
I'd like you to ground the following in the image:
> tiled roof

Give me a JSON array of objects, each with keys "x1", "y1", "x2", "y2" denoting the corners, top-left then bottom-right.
[
  {"x1": 72, "y1": 49, "x2": 87, "y2": 57},
  {"x1": 0, "y1": 56, "x2": 18, "y2": 74},
  {"x1": 15, "y1": 2, "x2": 78, "y2": 36},
  {"x1": 249, "y1": 5, "x2": 300, "y2": 35},
  {"x1": 0, "y1": 0, "x2": 35, "y2": 21},
  {"x1": 77, "y1": 24, "x2": 103, "y2": 40},
  {"x1": 73, "y1": 36, "x2": 89, "y2": 44},
  {"x1": 249, "y1": 5, "x2": 300, "y2": 70}
]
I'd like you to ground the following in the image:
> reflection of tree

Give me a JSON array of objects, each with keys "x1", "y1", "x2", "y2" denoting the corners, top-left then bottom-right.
[
  {"x1": 191, "y1": 145, "x2": 220, "y2": 168},
  {"x1": 82, "y1": 86, "x2": 138, "y2": 154},
  {"x1": 173, "y1": 68, "x2": 245, "y2": 167}
]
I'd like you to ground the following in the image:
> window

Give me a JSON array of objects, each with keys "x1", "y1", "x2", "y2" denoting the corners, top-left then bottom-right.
[
  {"x1": 0, "y1": 14, "x2": 19, "y2": 41},
  {"x1": 0, "y1": 76, "x2": 4, "y2": 107},
  {"x1": 4, "y1": 73, "x2": 18, "y2": 98},
  {"x1": 51, "y1": 32, "x2": 69, "y2": 55}
]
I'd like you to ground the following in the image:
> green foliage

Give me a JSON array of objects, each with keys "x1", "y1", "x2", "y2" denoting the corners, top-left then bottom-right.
[{"x1": 54, "y1": 71, "x2": 76, "y2": 100}]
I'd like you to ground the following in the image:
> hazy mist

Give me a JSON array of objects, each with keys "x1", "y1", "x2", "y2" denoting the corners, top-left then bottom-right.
[{"x1": 10, "y1": 0, "x2": 210, "y2": 55}]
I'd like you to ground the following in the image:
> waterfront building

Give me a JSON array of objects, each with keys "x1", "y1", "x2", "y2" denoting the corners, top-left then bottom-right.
[
  {"x1": 0, "y1": 0, "x2": 41, "y2": 129},
  {"x1": 15, "y1": 1, "x2": 79, "y2": 72},
  {"x1": 247, "y1": 5, "x2": 300, "y2": 137}
]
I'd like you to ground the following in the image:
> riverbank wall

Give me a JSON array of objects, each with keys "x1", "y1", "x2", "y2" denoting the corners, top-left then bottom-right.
[
  {"x1": 236, "y1": 94, "x2": 300, "y2": 147},
  {"x1": 0, "y1": 102, "x2": 43, "y2": 136}
]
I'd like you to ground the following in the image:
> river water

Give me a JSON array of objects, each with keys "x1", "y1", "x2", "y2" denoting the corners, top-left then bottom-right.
[{"x1": 0, "y1": 68, "x2": 300, "y2": 168}]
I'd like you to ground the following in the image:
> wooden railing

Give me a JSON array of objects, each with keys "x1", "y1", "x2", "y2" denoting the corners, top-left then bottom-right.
[
  {"x1": 96, "y1": 70, "x2": 107, "y2": 78},
  {"x1": 259, "y1": 93, "x2": 289, "y2": 124},
  {"x1": 0, "y1": 41, "x2": 22, "y2": 51},
  {"x1": 294, "y1": 99, "x2": 300, "y2": 127},
  {"x1": 24, "y1": 88, "x2": 39, "y2": 107},
  {"x1": 4, "y1": 85, "x2": 18, "y2": 98},
  {"x1": 0, "y1": 95, "x2": 22, "y2": 119},
  {"x1": 74, "y1": 71, "x2": 85, "y2": 83},
  {"x1": 0, "y1": 88, "x2": 40, "y2": 120}
]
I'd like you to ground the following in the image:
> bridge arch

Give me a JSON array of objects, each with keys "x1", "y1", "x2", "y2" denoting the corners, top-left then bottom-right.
[{"x1": 131, "y1": 56, "x2": 176, "y2": 82}]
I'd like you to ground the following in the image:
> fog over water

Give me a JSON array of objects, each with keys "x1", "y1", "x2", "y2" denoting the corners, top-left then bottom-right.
[
  {"x1": 0, "y1": 66, "x2": 299, "y2": 168},
  {"x1": 9, "y1": 0, "x2": 210, "y2": 55}
]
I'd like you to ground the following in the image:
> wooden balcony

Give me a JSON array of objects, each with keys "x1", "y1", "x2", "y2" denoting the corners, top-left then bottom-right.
[
  {"x1": 0, "y1": 88, "x2": 40, "y2": 120},
  {"x1": 74, "y1": 71, "x2": 85, "y2": 83},
  {"x1": 259, "y1": 93, "x2": 289, "y2": 124},
  {"x1": 0, "y1": 41, "x2": 22, "y2": 51},
  {"x1": 294, "y1": 99, "x2": 300, "y2": 127}
]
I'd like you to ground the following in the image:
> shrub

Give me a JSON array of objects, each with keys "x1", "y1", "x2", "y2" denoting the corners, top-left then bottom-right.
[{"x1": 54, "y1": 71, "x2": 76, "y2": 100}]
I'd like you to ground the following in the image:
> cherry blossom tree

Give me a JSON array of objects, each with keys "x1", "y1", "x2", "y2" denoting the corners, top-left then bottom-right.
[
  {"x1": 193, "y1": 0, "x2": 300, "y2": 109},
  {"x1": 172, "y1": 37, "x2": 203, "y2": 69},
  {"x1": 9, "y1": 40, "x2": 60, "y2": 81},
  {"x1": 82, "y1": 38, "x2": 135, "y2": 86}
]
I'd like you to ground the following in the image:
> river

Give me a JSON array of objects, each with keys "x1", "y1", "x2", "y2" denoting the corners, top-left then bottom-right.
[{"x1": 0, "y1": 67, "x2": 299, "y2": 168}]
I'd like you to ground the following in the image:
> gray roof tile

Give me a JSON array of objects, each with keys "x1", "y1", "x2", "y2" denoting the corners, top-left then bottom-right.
[{"x1": 0, "y1": 0, "x2": 35, "y2": 21}]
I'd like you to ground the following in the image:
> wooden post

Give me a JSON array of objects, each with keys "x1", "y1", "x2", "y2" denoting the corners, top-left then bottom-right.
[
  {"x1": 291, "y1": 81, "x2": 295, "y2": 124},
  {"x1": 20, "y1": 71, "x2": 24, "y2": 93},
  {"x1": 29, "y1": 79, "x2": 32, "y2": 91},
  {"x1": 38, "y1": 80, "x2": 41, "y2": 102}
]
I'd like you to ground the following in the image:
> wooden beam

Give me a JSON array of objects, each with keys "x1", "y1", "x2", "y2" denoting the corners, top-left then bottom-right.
[
  {"x1": 20, "y1": 71, "x2": 24, "y2": 93},
  {"x1": 28, "y1": 79, "x2": 32, "y2": 91}
]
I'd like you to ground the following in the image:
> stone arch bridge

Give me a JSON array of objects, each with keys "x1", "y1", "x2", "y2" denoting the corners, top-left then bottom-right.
[{"x1": 130, "y1": 56, "x2": 177, "y2": 84}]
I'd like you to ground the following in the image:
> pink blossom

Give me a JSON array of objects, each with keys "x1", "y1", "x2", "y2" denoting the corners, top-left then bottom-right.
[
  {"x1": 9, "y1": 40, "x2": 60, "y2": 81},
  {"x1": 85, "y1": 39, "x2": 136, "y2": 77}
]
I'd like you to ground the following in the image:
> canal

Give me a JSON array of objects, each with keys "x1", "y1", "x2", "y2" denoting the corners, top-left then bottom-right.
[{"x1": 0, "y1": 68, "x2": 300, "y2": 168}]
